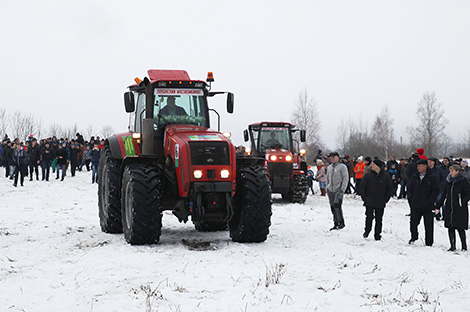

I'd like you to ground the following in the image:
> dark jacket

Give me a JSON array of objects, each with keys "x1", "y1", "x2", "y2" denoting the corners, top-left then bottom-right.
[
  {"x1": 407, "y1": 168, "x2": 440, "y2": 210},
  {"x1": 4, "y1": 145, "x2": 13, "y2": 165},
  {"x1": 430, "y1": 165, "x2": 446, "y2": 193},
  {"x1": 90, "y1": 149, "x2": 101, "y2": 164},
  {"x1": 56, "y1": 148, "x2": 69, "y2": 166},
  {"x1": 360, "y1": 169, "x2": 393, "y2": 208},
  {"x1": 27, "y1": 144, "x2": 41, "y2": 163},
  {"x1": 12, "y1": 148, "x2": 29, "y2": 166},
  {"x1": 436, "y1": 173, "x2": 470, "y2": 229},
  {"x1": 69, "y1": 147, "x2": 80, "y2": 163},
  {"x1": 41, "y1": 145, "x2": 53, "y2": 162}
]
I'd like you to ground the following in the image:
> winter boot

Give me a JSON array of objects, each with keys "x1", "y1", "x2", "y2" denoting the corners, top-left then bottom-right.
[
  {"x1": 448, "y1": 229, "x2": 456, "y2": 251},
  {"x1": 458, "y1": 229, "x2": 467, "y2": 251},
  {"x1": 321, "y1": 188, "x2": 326, "y2": 196}
]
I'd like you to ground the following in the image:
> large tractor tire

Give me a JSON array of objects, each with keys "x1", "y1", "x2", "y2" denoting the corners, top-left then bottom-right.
[
  {"x1": 121, "y1": 163, "x2": 162, "y2": 245},
  {"x1": 98, "y1": 144, "x2": 123, "y2": 233},
  {"x1": 291, "y1": 173, "x2": 308, "y2": 204},
  {"x1": 194, "y1": 221, "x2": 228, "y2": 232},
  {"x1": 229, "y1": 165, "x2": 272, "y2": 243}
]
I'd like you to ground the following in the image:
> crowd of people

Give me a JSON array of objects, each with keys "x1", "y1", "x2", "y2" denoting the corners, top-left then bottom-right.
[
  {"x1": 306, "y1": 148, "x2": 470, "y2": 252},
  {"x1": 0, "y1": 133, "x2": 102, "y2": 186}
]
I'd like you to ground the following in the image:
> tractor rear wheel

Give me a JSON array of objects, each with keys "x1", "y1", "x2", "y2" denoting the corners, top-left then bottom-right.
[
  {"x1": 98, "y1": 144, "x2": 122, "y2": 233},
  {"x1": 229, "y1": 165, "x2": 272, "y2": 243},
  {"x1": 121, "y1": 163, "x2": 162, "y2": 245}
]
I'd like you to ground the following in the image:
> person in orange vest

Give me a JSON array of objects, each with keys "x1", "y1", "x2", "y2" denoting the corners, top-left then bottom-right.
[{"x1": 354, "y1": 156, "x2": 366, "y2": 195}]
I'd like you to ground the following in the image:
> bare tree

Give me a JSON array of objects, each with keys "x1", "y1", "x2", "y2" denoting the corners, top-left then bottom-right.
[
  {"x1": 0, "y1": 108, "x2": 8, "y2": 139},
  {"x1": 291, "y1": 89, "x2": 323, "y2": 161},
  {"x1": 84, "y1": 124, "x2": 95, "y2": 141},
  {"x1": 371, "y1": 106, "x2": 394, "y2": 160},
  {"x1": 49, "y1": 123, "x2": 63, "y2": 138},
  {"x1": 10, "y1": 110, "x2": 29, "y2": 141},
  {"x1": 100, "y1": 125, "x2": 115, "y2": 139},
  {"x1": 409, "y1": 91, "x2": 448, "y2": 157}
]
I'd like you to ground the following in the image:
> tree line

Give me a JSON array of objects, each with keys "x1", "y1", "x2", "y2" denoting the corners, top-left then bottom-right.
[
  {"x1": 0, "y1": 108, "x2": 115, "y2": 142},
  {"x1": 291, "y1": 90, "x2": 470, "y2": 160}
]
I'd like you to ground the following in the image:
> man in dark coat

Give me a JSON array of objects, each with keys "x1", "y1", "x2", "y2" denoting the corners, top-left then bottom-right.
[
  {"x1": 407, "y1": 159, "x2": 440, "y2": 246},
  {"x1": 436, "y1": 165, "x2": 470, "y2": 251},
  {"x1": 69, "y1": 143, "x2": 80, "y2": 177},
  {"x1": 3, "y1": 141, "x2": 13, "y2": 178},
  {"x1": 428, "y1": 157, "x2": 446, "y2": 220},
  {"x1": 27, "y1": 138, "x2": 41, "y2": 181},
  {"x1": 55, "y1": 143, "x2": 68, "y2": 181},
  {"x1": 40, "y1": 142, "x2": 53, "y2": 181},
  {"x1": 12, "y1": 142, "x2": 29, "y2": 187},
  {"x1": 360, "y1": 159, "x2": 393, "y2": 240},
  {"x1": 90, "y1": 143, "x2": 101, "y2": 184}
]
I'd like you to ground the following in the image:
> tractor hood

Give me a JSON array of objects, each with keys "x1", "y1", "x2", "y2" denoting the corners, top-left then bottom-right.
[{"x1": 165, "y1": 124, "x2": 230, "y2": 143}]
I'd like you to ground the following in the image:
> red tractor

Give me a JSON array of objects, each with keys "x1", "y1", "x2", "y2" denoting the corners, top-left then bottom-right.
[
  {"x1": 243, "y1": 122, "x2": 308, "y2": 203},
  {"x1": 98, "y1": 70, "x2": 272, "y2": 245}
]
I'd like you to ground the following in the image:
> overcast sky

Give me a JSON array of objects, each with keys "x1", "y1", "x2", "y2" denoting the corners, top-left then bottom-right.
[{"x1": 1, "y1": 0, "x2": 469, "y2": 149}]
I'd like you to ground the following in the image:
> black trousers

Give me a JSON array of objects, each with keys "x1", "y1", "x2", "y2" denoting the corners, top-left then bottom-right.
[
  {"x1": 410, "y1": 208, "x2": 434, "y2": 246},
  {"x1": 14, "y1": 165, "x2": 26, "y2": 186},
  {"x1": 365, "y1": 206, "x2": 385, "y2": 239},
  {"x1": 327, "y1": 191, "x2": 345, "y2": 226},
  {"x1": 41, "y1": 160, "x2": 51, "y2": 181},
  {"x1": 70, "y1": 161, "x2": 78, "y2": 177},
  {"x1": 29, "y1": 161, "x2": 39, "y2": 180}
]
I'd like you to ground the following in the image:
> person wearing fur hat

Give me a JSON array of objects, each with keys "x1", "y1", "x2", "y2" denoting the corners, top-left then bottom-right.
[
  {"x1": 436, "y1": 165, "x2": 470, "y2": 251},
  {"x1": 360, "y1": 159, "x2": 393, "y2": 240},
  {"x1": 407, "y1": 159, "x2": 440, "y2": 246},
  {"x1": 315, "y1": 159, "x2": 327, "y2": 196},
  {"x1": 354, "y1": 156, "x2": 366, "y2": 195}
]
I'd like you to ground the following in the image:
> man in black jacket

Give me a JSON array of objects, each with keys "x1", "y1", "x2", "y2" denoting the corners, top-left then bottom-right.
[
  {"x1": 27, "y1": 138, "x2": 41, "y2": 181},
  {"x1": 55, "y1": 143, "x2": 68, "y2": 181},
  {"x1": 360, "y1": 159, "x2": 393, "y2": 240},
  {"x1": 12, "y1": 142, "x2": 29, "y2": 187},
  {"x1": 407, "y1": 159, "x2": 440, "y2": 246},
  {"x1": 40, "y1": 142, "x2": 53, "y2": 181}
]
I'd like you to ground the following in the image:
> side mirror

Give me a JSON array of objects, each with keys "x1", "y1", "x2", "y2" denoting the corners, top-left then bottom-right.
[
  {"x1": 227, "y1": 92, "x2": 234, "y2": 114},
  {"x1": 243, "y1": 129, "x2": 249, "y2": 142},
  {"x1": 124, "y1": 92, "x2": 135, "y2": 113},
  {"x1": 300, "y1": 130, "x2": 306, "y2": 142}
]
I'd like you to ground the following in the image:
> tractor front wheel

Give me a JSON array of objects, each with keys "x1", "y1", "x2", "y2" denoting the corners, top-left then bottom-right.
[
  {"x1": 121, "y1": 163, "x2": 162, "y2": 245},
  {"x1": 229, "y1": 165, "x2": 272, "y2": 243}
]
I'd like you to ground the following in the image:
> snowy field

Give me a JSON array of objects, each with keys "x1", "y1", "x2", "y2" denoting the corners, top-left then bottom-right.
[{"x1": 1, "y1": 167, "x2": 469, "y2": 312}]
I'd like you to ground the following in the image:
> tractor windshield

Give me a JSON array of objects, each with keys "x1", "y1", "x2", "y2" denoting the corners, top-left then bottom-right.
[
  {"x1": 153, "y1": 88, "x2": 209, "y2": 129},
  {"x1": 257, "y1": 127, "x2": 292, "y2": 152}
]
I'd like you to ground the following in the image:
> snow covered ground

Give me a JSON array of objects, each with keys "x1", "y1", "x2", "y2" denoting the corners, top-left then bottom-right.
[{"x1": 1, "y1": 167, "x2": 469, "y2": 312}]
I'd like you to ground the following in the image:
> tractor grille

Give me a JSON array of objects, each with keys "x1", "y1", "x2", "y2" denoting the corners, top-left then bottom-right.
[
  {"x1": 189, "y1": 141, "x2": 230, "y2": 165},
  {"x1": 268, "y1": 162, "x2": 293, "y2": 176}
]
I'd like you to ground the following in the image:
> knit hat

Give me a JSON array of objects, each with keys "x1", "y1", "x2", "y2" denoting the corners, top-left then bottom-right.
[
  {"x1": 416, "y1": 148, "x2": 424, "y2": 156},
  {"x1": 316, "y1": 159, "x2": 323, "y2": 166},
  {"x1": 358, "y1": 156, "x2": 364, "y2": 161},
  {"x1": 372, "y1": 159, "x2": 384, "y2": 168},
  {"x1": 328, "y1": 152, "x2": 339, "y2": 157},
  {"x1": 364, "y1": 156, "x2": 371, "y2": 162},
  {"x1": 462, "y1": 160, "x2": 468, "y2": 166}
]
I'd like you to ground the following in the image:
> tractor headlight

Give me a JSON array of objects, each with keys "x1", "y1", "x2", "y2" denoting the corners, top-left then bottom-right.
[
  {"x1": 285, "y1": 155, "x2": 292, "y2": 162},
  {"x1": 222, "y1": 132, "x2": 231, "y2": 139},
  {"x1": 299, "y1": 148, "x2": 306, "y2": 156},
  {"x1": 245, "y1": 147, "x2": 252, "y2": 155},
  {"x1": 270, "y1": 155, "x2": 277, "y2": 161},
  {"x1": 193, "y1": 170, "x2": 203, "y2": 179},
  {"x1": 220, "y1": 169, "x2": 230, "y2": 179}
]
